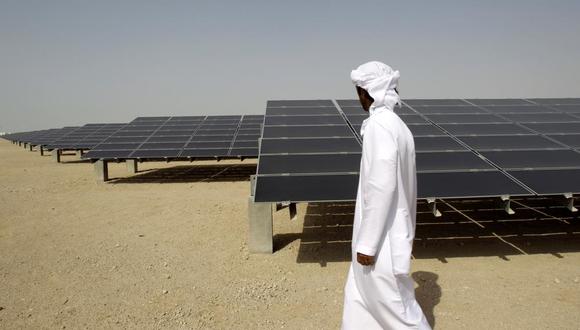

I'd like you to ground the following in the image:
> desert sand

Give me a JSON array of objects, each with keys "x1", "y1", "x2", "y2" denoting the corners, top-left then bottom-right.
[{"x1": 0, "y1": 139, "x2": 579, "y2": 329}]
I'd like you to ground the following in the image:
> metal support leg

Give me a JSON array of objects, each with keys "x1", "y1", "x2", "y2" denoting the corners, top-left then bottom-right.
[
  {"x1": 564, "y1": 193, "x2": 578, "y2": 212},
  {"x1": 76, "y1": 150, "x2": 84, "y2": 157},
  {"x1": 28, "y1": 144, "x2": 33, "y2": 151},
  {"x1": 23, "y1": 143, "x2": 27, "y2": 150},
  {"x1": 126, "y1": 159, "x2": 138, "y2": 174},
  {"x1": 93, "y1": 159, "x2": 109, "y2": 182},
  {"x1": 289, "y1": 203, "x2": 297, "y2": 220},
  {"x1": 52, "y1": 149, "x2": 61, "y2": 163},
  {"x1": 427, "y1": 198, "x2": 442, "y2": 217},
  {"x1": 501, "y1": 195, "x2": 515, "y2": 215},
  {"x1": 248, "y1": 175, "x2": 273, "y2": 253},
  {"x1": 39, "y1": 145, "x2": 44, "y2": 156},
  {"x1": 276, "y1": 202, "x2": 298, "y2": 220}
]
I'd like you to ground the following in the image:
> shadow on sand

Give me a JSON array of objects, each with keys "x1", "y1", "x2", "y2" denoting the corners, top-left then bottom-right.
[
  {"x1": 272, "y1": 197, "x2": 578, "y2": 329},
  {"x1": 109, "y1": 164, "x2": 257, "y2": 184},
  {"x1": 413, "y1": 271, "x2": 441, "y2": 328}
]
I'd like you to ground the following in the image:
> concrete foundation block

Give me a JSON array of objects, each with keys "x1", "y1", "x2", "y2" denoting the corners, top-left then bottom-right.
[
  {"x1": 52, "y1": 149, "x2": 61, "y2": 163},
  {"x1": 248, "y1": 198, "x2": 273, "y2": 254},
  {"x1": 93, "y1": 160, "x2": 109, "y2": 182},
  {"x1": 126, "y1": 159, "x2": 138, "y2": 174}
]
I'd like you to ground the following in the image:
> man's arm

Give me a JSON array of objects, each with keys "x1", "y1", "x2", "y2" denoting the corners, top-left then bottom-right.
[{"x1": 355, "y1": 119, "x2": 398, "y2": 264}]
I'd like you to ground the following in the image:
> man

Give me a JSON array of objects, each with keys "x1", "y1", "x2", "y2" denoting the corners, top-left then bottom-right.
[{"x1": 342, "y1": 61, "x2": 431, "y2": 330}]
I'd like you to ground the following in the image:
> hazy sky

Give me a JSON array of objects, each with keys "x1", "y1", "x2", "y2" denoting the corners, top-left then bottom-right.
[{"x1": 1, "y1": 1, "x2": 579, "y2": 132}]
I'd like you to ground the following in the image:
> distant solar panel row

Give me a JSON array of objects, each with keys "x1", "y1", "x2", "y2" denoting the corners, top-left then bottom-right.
[
  {"x1": 82, "y1": 115, "x2": 264, "y2": 160},
  {"x1": 254, "y1": 98, "x2": 580, "y2": 203},
  {"x1": 47, "y1": 123, "x2": 126, "y2": 150},
  {"x1": 3, "y1": 127, "x2": 82, "y2": 147}
]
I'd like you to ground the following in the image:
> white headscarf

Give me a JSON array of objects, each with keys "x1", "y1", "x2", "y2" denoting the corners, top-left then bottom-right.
[{"x1": 350, "y1": 61, "x2": 401, "y2": 112}]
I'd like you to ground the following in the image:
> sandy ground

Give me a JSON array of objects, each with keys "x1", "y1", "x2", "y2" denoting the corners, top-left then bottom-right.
[{"x1": 0, "y1": 139, "x2": 579, "y2": 330}]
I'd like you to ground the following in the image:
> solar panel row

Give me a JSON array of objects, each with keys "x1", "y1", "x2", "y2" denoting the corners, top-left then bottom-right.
[
  {"x1": 4, "y1": 127, "x2": 82, "y2": 147},
  {"x1": 82, "y1": 115, "x2": 264, "y2": 160},
  {"x1": 254, "y1": 99, "x2": 580, "y2": 203}
]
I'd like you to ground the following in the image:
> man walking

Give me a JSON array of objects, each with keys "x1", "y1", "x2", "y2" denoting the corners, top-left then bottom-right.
[{"x1": 342, "y1": 61, "x2": 431, "y2": 329}]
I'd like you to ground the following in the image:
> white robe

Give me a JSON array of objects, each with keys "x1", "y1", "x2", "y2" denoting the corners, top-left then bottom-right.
[{"x1": 342, "y1": 105, "x2": 431, "y2": 330}]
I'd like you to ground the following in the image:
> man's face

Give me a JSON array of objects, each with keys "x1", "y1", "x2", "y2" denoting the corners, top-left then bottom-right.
[{"x1": 356, "y1": 86, "x2": 374, "y2": 112}]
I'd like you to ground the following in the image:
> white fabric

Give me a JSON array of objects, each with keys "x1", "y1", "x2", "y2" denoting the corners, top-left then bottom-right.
[
  {"x1": 351, "y1": 61, "x2": 401, "y2": 111},
  {"x1": 342, "y1": 62, "x2": 431, "y2": 330}
]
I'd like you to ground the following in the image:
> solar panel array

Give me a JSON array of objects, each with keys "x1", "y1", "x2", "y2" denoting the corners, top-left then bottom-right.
[
  {"x1": 46, "y1": 123, "x2": 126, "y2": 150},
  {"x1": 3, "y1": 127, "x2": 82, "y2": 147},
  {"x1": 254, "y1": 98, "x2": 580, "y2": 203},
  {"x1": 82, "y1": 115, "x2": 263, "y2": 160}
]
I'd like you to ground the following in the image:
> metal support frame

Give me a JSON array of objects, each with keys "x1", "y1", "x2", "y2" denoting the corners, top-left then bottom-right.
[
  {"x1": 28, "y1": 144, "x2": 33, "y2": 151},
  {"x1": 427, "y1": 198, "x2": 442, "y2": 217},
  {"x1": 564, "y1": 193, "x2": 578, "y2": 212},
  {"x1": 248, "y1": 175, "x2": 273, "y2": 253},
  {"x1": 276, "y1": 202, "x2": 298, "y2": 220},
  {"x1": 39, "y1": 145, "x2": 44, "y2": 156},
  {"x1": 500, "y1": 195, "x2": 515, "y2": 215},
  {"x1": 126, "y1": 159, "x2": 138, "y2": 174},
  {"x1": 52, "y1": 148, "x2": 61, "y2": 163},
  {"x1": 76, "y1": 150, "x2": 84, "y2": 157},
  {"x1": 93, "y1": 159, "x2": 109, "y2": 182},
  {"x1": 22, "y1": 143, "x2": 27, "y2": 150}
]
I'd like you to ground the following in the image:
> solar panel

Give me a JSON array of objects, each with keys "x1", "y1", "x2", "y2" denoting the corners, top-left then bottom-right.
[
  {"x1": 424, "y1": 114, "x2": 507, "y2": 124},
  {"x1": 481, "y1": 150, "x2": 580, "y2": 169},
  {"x1": 466, "y1": 99, "x2": 533, "y2": 106},
  {"x1": 528, "y1": 98, "x2": 580, "y2": 105},
  {"x1": 520, "y1": 122, "x2": 580, "y2": 134},
  {"x1": 254, "y1": 174, "x2": 359, "y2": 202},
  {"x1": 481, "y1": 105, "x2": 558, "y2": 113},
  {"x1": 417, "y1": 171, "x2": 530, "y2": 198},
  {"x1": 441, "y1": 123, "x2": 534, "y2": 135},
  {"x1": 404, "y1": 99, "x2": 470, "y2": 106},
  {"x1": 260, "y1": 137, "x2": 360, "y2": 154},
  {"x1": 262, "y1": 125, "x2": 353, "y2": 138},
  {"x1": 265, "y1": 115, "x2": 345, "y2": 126},
  {"x1": 508, "y1": 169, "x2": 580, "y2": 194},
  {"x1": 411, "y1": 106, "x2": 488, "y2": 114},
  {"x1": 458, "y1": 135, "x2": 565, "y2": 151},
  {"x1": 545, "y1": 134, "x2": 580, "y2": 148},
  {"x1": 266, "y1": 107, "x2": 338, "y2": 116},
  {"x1": 500, "y1": 113, "x2": 578, "y2": 123},
  {"x1": 258, "y1": 154, "x2": 361, "y2": 174},
  {"x1": 267, "y1": 100, "x2": 334, "y2": 107},
  {"x1": 83, "y1": 115, "x2": 263, "y2": 160},
  {"x1": 417, "y1": 151, "x2": 494, "y2": 172},
  {"x1": 550, "y1": 105, "x2": 580, "y2": 113}
]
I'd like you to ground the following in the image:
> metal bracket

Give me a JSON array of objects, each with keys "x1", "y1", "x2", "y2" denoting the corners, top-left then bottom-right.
[
  {"x1": 249, "y1": 175, "x2": 257, "y2": 200},
  {"x1": 427, "y1": 198, "x2": 442, "y2": 217},
  {"x1": 500, "y1": 195, "x2": 515, "y2": 215},
  {"x1": 564, "y1": 193, "x2": 578, "y2": 212},
  {"x1": 275, "y1": 202, "x2": 298, "y2": 220}
]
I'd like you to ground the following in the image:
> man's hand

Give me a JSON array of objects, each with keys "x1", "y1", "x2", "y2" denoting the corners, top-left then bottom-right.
[{"x1": 357, "y1": 253, "x2": 375, "y2": 266}]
